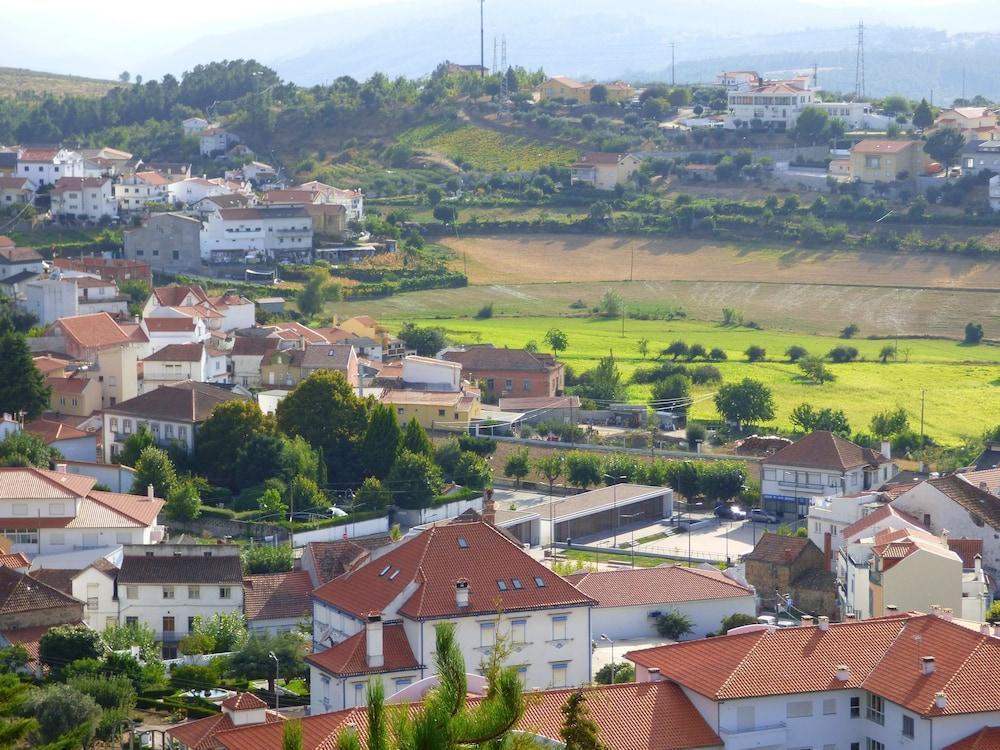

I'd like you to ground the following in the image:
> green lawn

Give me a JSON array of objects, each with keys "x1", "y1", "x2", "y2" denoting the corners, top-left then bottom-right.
[
  {"x1": 379, "y1": 315, "x2": 1000, "y2": 445},
  {"x1": 397, "y1": 123, "x2": 578, "y2": 172}
]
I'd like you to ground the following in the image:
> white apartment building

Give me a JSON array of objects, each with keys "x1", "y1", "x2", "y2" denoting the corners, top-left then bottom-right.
[
  {"x1": 182, "y1": 117, "x2": 210, "y2": 136},
  {"x1": 114, "y1": 171, "x2": 171, "y2": 212},
  {"x1": 308, "y1": 520, "x2": 595, "y2": 714},
  {"x1": 23, "y1": 273, "x2": 128, "y2": 326},
  {"x1": 143, "y1": 284, "x2": 255, "y2": 334},
  {"x1": 726, "y1": 75, "x2": 816, "y2": 129},
  {"x1": 166, "y1": 177, "x2": 232, "y2": 206},
  {"x1": 199, "y1": 127, "x2": 238, "y2": 156},
  {"x1": 199, "y1": 205, "x2": 313, "y2": 263},
  {"x1": 762, "y1": 432, "x2": 897, "y2": 519},
  {"x1": 629, "y1": 612, "x2": 1000, "y2": 750},
  {"x1": 0, "y1": 466, "x2": 164, "y2": 557},
  {"x1": 140, "y1": 343, "x2": 230, "y2": 392},
  {"x1": 299, "y1": 181, "x2": 364, "y2": 221},
  {"x1": 16, "y1": 147, "x2": 85, "y2": 188},
  {"x1": 30, "y1": 558, "x2": 121, "y2": 632},
  {"x1": 116, "y1": 543, "x2": 244, "y2": 658},
  {"x1": 50, "y1": 177, "x2": 116, "y2": 222},
  {"x1": 815, "y1": 101, "x2": 894, "y2": 130}
]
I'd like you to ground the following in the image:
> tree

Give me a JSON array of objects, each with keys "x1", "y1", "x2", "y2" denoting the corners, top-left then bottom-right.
[
  {"x1": 196, "y1": 400, "x2": 271, "y2": 485},
  {"x1": 589, "y1": 84, "x2": 608, "y2": 103},
  {"x1": 924, "y1": 127, "x2": 965, "y2": 170},
  {"x1": 714, "y1": 379, "x2": 775, "y2": 429},
  {"x1": 102, "y1": 621, "x2": 158, "y2": 663},
  {"x1": 685, "y1": 422, "x2": 707, "y2": 450},
  {"x1": 565, "y1": 451, "x2": 602, "y2": 490},
  {"x1": 559, "y1": 691, "x2": 607, "y2": 750},
  {"x1": 0, "y1": 672, "x2": 36, "y2": 748},
  {"x1": 840, "y1": 323, "x2": 860, "y2": 339},
  {"x1": 454, "y1": 451, "x2": 492, "y2": 491},
  {"x1": 362, "y1": 403, "x2": 402, "y2": 479},
  {"x1": 39, "y1": 625, "x2": 103, "y2": 678},
  {"x1": 687, "y1": 343, "x2": 706, "y2": 361},
  {"x1": 356, "y1": 476, "x2": 392, "y2": 511},
  {"x1": 708, "y1": 347, "x2": 727, "y2": 362},
  {"x1": 668, "y1": 87, "x2": 691, "y2": 107},
  {"x1": 27, "y1": 684, "x2": 100, "y2": 746},
  {"x1": 258, "y1": 487, "x2": 287, "y2": 517},
  {"x1": 283, "y1": 720, "x2": 304, "y2": 750},
  {"x1": 794, "y1": 106, "x2": 830, "y2": 144},
  {"x1": 593, "y1": 663, "x2": 634, "y2": 686},
  {"x1": 503, "y1": 448, "x2": 531, "y2": 487},
  {"x1": 298, "y1": 268, "x2": 334, "y2": 316},
  {"x1": 879, "y1": 345, "x2": 897, "y2": 363},
  {"x1": 871, "y1": 407, "x2": 909, "y2": 439},
  {"x1": 398, "y1": 322, "x2": 447, "y2": 357},
  {"x1": 602, "y1": 453, "x2": 644, "y2": 484},
  {"x1": 433, "y1": 205, "x2": 458, "y2": 224},
  {"x1": 535, "y1": 453, "x2": 564, "y2": 495},
  {"x1": 720, "y1": 613, "x2": 758, "y2": 632},
  {"x1": 544, "y1": 328, "x2": 569, "y2": 356},
  {"x1": 401, "y1": 417, "x2": 433, "y2": 456},
  {"x1": 387, "y1": 449, "x2": 444, "y2": 508},
  {"x1": 130, "y1": 446, "x2": 177, "y2": 497},
  {"x1": 827, "y1": 346, "x2": 859, "y2": 363},
  {"x1": 191, "y1": 611, "x2": 248, "y2": 652},
  {"x1": 0, "y1": 643, "x2": 28, "y2": 675},
  {"x1": 118, "y1": 71, "x2": 131, "y2": 83},
  {"x1": 425, "y1": 186, "x2": 443, "y2": 206},
  {"x1": 744, "y1": 345, "x2": 766, "y2": 362},
  {"x1": 637, "y1": 338, "x2": 649, "y2": 359},
  {"x1": 276, "y1": 371, "x2": 369, "y2": 483},
  {"x1": 164, "y1": 477, "x2": 201, "y2": 521},
  {"x1": 986, "y1": 600, "x2": 1000, "y2": 624},
  {"x1": 912, "y1": 98, "x2": 934, "y2": 130},
  {"x1": 598, "y1": 289, "x2": 623, "y2": 318},
  {"x1": 0, "y1": 430, "x2": 57, "y2": 468},
  {"x1": 965, "y1": 321, "x2": 984, "y2": 344},
  {"x1": 578, "y1": 354, "x2": 623, "y2": 402},
  {"x1": 700, "y1": 461, "x2": 747, "y2": 502},
  {"x1": 789, "y1": 404, "x2": 850, "y2": 436},
  {"x1": 0, "y1": 332, "x2": 50, "y2": 420},
  {"x1": 663, "y1": 340, "x2": 689, "y2": 360},
  {"x1": 67, "y1": 674, "x2": 136, "y2": 711},
  {"x1": 229, "y1": 632, "x2": 306, "y2": 693},
  {"x1": 242, "y1": 543, "x2": 294, "y2": 574},
  {"x1": 785, "y1": 345, "x2": 809, "y2": 362},
  {"x1": 179, "y1": 631, "x2": 216, "y2": 655},
  {"x1": 797, "y1": 356, "x2": 836, "y2": 384},
  {"x1": 651, "y1": 375, "x2": 690, "y2": 409},
  {"x1": 588, "y1": 200, "x2": 612, "y2": 224},
  {"x1": 118, "y1": 423, "x2": 156, "y2": 468},
  {"x1": 655, "y1": 610, "x2": 694, "y2": 639}
]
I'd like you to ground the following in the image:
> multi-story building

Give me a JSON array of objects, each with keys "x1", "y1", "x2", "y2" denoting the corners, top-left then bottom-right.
[
  {"x1": 849, "y1": 140, "x2": 932, "y2": 183},
  {"x1": 0, "y1": 176, "x2": 33, "y2": 207},
  {"x1": 230, "y1": 336, "x2": 278, "y2": 388},
  {"x1": 761, "y1": 432, "x2": 897, "y2": 519},
  {"x1": 22, "y1": 272, "x2": 128, "y2": 326},
  {"x1": 260, "y1": 344, "x2": 358, "y2": 389},
  {"x1": 140, "y1": 343, "x2": 230, "y2": 392},
  {"x1": 744, "y1": 532, "x2": 837, "y2": 618},
  {"x1": 101, "y1": 381, "x2": 248, "y2": 462},
  {"x1": 0, "y1": 238, "x2": 44, "y2": 280},
  {"x1": 308, "y1": 520, "x2": 595, "y2": 713},
  {"x1": 51, "y1": 256, "x2": 152, "y2": 287},
  {"x1": 199, "y1": 127, "x2": 238, "y2": 156},
  {"x1": 379, "y1": 388, "x2": 481, "y2": 431},
  {"x1": 569, "y1": 152, "x2": 644, "y2": 190},
  {"x1": 299, "y1": 181, "x2": 365, "y2": 221},
  {"x1": 15, "y1": 147, "x2": 84, "y2": 188},
  {"x1": 144, "y1": 285, "x2": 255, "y2": 334},
  {"x1": 50, "y1": 177, "x2": 116, "y2": 222},
  {"x1": 441, "y1": 346, "x2": 564, "y2": 401},
  {"x1": 28, "y1": 557, "x2": 120, "y2": 631},
  {"x1": 117, "y1": 542, "x2": 244, "y2": 658},
  {"x1": 123, "y1": 212, "x2": 204, "y2": 274},
  {"x1": 200, "y1": 205, "x2": 313, "y2": 264},
  {"x1": 725, "y1": 74, "x2": 816, "y2": 129},
  {"x1": 114, "y1": 171, "x2": 171, "y2": 212},
  {"x1": 934, "y1": 107, "x2": 998, "y2": 140},
  {"x1": 0, "y1": 465, "x2": 164, "y2": 556},
  {"x1": 243, "y1": 570, "x2": 313, "y2": 635}
]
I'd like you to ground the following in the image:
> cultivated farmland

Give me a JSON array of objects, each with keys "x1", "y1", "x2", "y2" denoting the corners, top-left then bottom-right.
[{"x1": 397, "y1": 124, "x2": 578, "y2": 172}]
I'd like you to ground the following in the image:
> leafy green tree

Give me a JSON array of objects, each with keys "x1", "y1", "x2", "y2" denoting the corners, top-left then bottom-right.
[
  {"x1": 503, "y1": 448, "x2": 531, "y2": 487},
  {"x1": 686, "y1": 343, "x2": 706, "y2": 360},
  {"x1": 598, "y1": 289, "x2": 623, "y2": 318},
  {"x1": 577, "y1": 354, "x2": 623, "y2": 401},
  {"x1": 651, "y1": 375, "x2": 690, "y2": 409},
  {"x1": 637, "y1": 338, "x2": 649, "y2": 359},
  {"x1": 165, "y1": 477, "x2": 201, "y2": 521},
  {"x1": 39, "y1": 625, "x2": 103, "y2": 678},
  {"x1": 130, "y1": 446, "x2": 177, "y2": 497},
  {"x1": 276, "y1": 370, "x2": 369, "y2": 483},
  {"x1": 434, "y1": 437, "x2": 463, "y2": 479},
  {"x1": 356, "y1": 476, "x2": 392, "y2": 511},
  {"x1": 425, "y1": 185, "x2": 443, "y2": 206},
  {"x1": 102, "y1": 622, "x2": 158, "y2": 663},
  {"x1": 744, "y1": 345, "x2": 766, "y2": 362},
  {"x1": 655, "y1": 610, "x2": 694, "y2": 639},
  {"x1": 593, "y1": 663, "x2": 634, "y2": 686},
  {"x1": 714, "y1": 379, "x2": 775, "y2": 429},
  {"x1": 794, "y1": 106, "x2": 830, "y2": 144},
  {"x1": 67, "y1": 674, "x2": 136, "y2": 711},
  {"x1": 401, "y1": 417, "x2": 433, "y2": 457},
  {"x1": 191, "y1": 611, "x2": 248, "y2": 652},
  {"x1": 588, "y1": 200, "x2": 612, "y2": 224},
  {"x1": 708, "y1": 347, "x2": 727, "y2": 361},
  {"x1": 229, "y1": 632, "x2": 305, "y2": 693},
  {"x1": 912, "y1": 98, "x2": 934, "y2": 129},
  {"x1": 589, "y1": 84, "x2": 608, "y2": 103},
  {"x1": 797, "y1": 356, "x2": 836, "y2": 384},
  {"x1": 398, "y1": 322, "x2": 447, "y2": 357},
  {"x1": 560, "y1": 690, "x2": 607, "y2": 750},
  {"x1": 0, "y1": 672, "x2": 37, "y2": 748},
  {"x1": 601, "y1": 453, "x2": 644, "y2": 484},
  {"x1": 179, "y1": 632, "x2": 216, "y2": 656},
  {"x1": 685, "y1": 422, "x2": 707, "y2": 450},
  {"x1": 924, "y1": 127, "x2": 965, "y2": 170},
  {"x1": 388, "y1": 449, "x2": 444, "y2": 509},
  {"x1": 362, "y1": 403, "x2": 402, "y2": 479},
  {"x1": 535, "y1": 453, "x2": 564, "y2": 495},
  {"x1": 433, "y1": 205, "x2": 458, "y2": 224},
  {"x1": 27, "y1": 684, "x2": 100, "y2": 746},
  {"x1": 544, "y1": 328, "x2": 569, "y2": 356},
  {"x1": 828, "y1": 346, "x2": 859, "y2": 363},
  {"x1": 840, "y1": 323, "x2": 860, "y2": 339},
  {"x1": 0, "y1": 430, "x2": 58, "y2": 468},
  {"x1": 0, "y1": 332, "x2": 50, "y2": 420},
  {"x1": 720, "y1": 613, "x2": 758, "y2": 632},
  {"x1": 170, "y1": 663, "x2": 219, "y2": 691},
  {"x1": 0, "y1": 644, "x2": 28, "y2": 675},
  {"x1": 785, "y1": 345, "x2": 809, "y2": 362},
  {"x1": 664, "y1": 460, "x2": 701, "y2": 500},
  {"x1": 242, "y1": 544, "x2": 294, "y2": 574},
  {"x1": 882, "y1": 95, "x2": 910, "y2": 115},
  {"x1": 663, "y1": 340, "x2": 688, "y2": 360},
  {"x1": 118, "y1": 423, "x2": 155, "y2": 467},
  {"x1": 565, "y1": 450, "x2": 602, "y2": 490},
  {"x1": 789, "y1": 404, "x2": 850, "y2": 436},
  {"x1": 986, "y1": 600, "x2": 1000, "y2": 624},
  {"x1": 258, "y1": 487, "x2": 287, "y2": 517},
  {"x1": 196, "y1": 399, "x2": 271, "y2": 485},
  {"x1": 965, "y1": 321, "x2": 984, "y2": 344},
  {"x1": 454, "y1": 452, "x2": 492, "y2": 491},
  {"x1": 870, "y1": 407, "x2": 909, "y2": 440},
  {"x1": 879, "y1": 345, "x2": 897, "y2": 363},
  {"x1": 298, "y1": 268, "x2": 333, "y2": 316},
  {"x1": 700, "y1": 461, "x2": 747, "y2": 502}
]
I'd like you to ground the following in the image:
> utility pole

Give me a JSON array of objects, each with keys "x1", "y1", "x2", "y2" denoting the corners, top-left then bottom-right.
[
  {"x1": 812, "y1": 62, "x2": 818, "y2": 89},
  {"x1": 621, "y1": 304, "x2": 625, "y2": 338},
  {"x1": 480, "y1": 0, "x2": 486, "y2": 79},
  {"x1": 492, "y1": 36, "x2": 497, "y2": 75},
  {"x1": 629, "y1": 246, "x2": 634, "y2": 282},
  {"x1": 962, "y1": 66, "x2": 966, "y2": 100},
  {"x1": 670, "y1": 42, "x2": 676, "y2": 86},
  {"x1": 854, "y1": 20, "x2": 865, "y2": 100},
  {"x1": 920, "y1": 389, "x2": 926, "y2": 441}
]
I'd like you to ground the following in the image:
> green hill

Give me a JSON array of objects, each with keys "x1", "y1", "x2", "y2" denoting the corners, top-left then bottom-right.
[{"x1": 0, "y1": 67, "x2": 120, "y2": 98}]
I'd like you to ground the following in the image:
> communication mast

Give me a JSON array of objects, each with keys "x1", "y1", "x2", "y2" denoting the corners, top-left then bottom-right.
[{"x1": 854, "y1": 21, "x2": 865, "y2": 100}]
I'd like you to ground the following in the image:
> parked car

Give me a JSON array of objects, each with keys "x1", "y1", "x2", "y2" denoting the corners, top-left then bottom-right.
[
  {"x1": 749, "y1": 508, "x2": 779, "y2": 524},
  {"x1": 714, "y1": 504, "x2": 747, "y2": 520}
]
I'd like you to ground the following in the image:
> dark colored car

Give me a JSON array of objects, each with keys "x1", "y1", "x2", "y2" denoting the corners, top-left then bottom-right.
[{"x1": 714, "y1": 504, "x2": 747, "y2": 520}]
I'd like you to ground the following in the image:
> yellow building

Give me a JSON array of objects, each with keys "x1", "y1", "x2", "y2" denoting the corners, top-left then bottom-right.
[
  {"x1": 934, "y1": 107, "x2": 998, "y2": 140},
  {"x1": 380, "y1": 388, "x2": 481, "y2": 431},
  {"x1": 537, "y1": 77, "x2": 634, "y2": 104},
  {"x1": 338, "y1": 315, "x2": 386, "y2": 340},
  {"x1": 868, "y1": 530, "x2": 962, "y2": 618},
  {"x1": 849, "y1": 139, "x2": 930, "y2": 183}
]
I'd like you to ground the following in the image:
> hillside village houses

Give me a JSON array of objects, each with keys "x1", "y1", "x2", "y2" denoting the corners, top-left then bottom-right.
[
  {"x1": 849, "y1": 139, "x2": 933, "y2": 183},
  {"x1": 569, "y1": 151, "x2": 644, "y2": 190},
  {"x1": 49, "y1": 176, "x2": 117, "y2": 222}
]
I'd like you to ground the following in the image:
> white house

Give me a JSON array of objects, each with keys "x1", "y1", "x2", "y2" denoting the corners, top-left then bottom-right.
[
  {"x1": 762, "y1": 432, "x2": 897, "y2": 520},
  {"x1": 0, "y1": 465, "x2": 165, "y2": 557},
  {"x1": 402, "y1": 355, "x2": 462, "y2": 391},
  {"x1": 114, "y1": 171, "x2": 171, "y2": 212},
  {"x1": 181, "y1": 117, "x2": 210, "y2": 137},
  {"x1": 565, "y1": 565, "x2": 755, "y2": 641},
  {"x1": 16, "y1": 147, "x2": 84, "y2": 188},
  {"x1": 101, "y1": 381, "x2": 248, "y2": 462},
  {"x1": 725, "y1": 74, "x2": 816, "y2": 130},
  {"x1": 50, "y1": 177, "x2": 116, "y2": 222},
  {"x1": 22, "y1": 273, "x2": 127, "y2": 326},
  {"x1": 116, "y1": 542, "x2": 244, "y2": 658},
  {"x1": 0, "y1": 240, "x2": 44, "y2": 281},
  {"x1": 814, "y1": 101, "x2": 894, "y2": 130},
  {"x1": 29, "y1": 557, "x2": 120, "y2": 631},
  {"x1": 24, "y1": 419, "x2": 98, "y2": 462},
  {"x1": 140, "y1": 343, "x2": 230, "y2": 392},
  {"x1": 199, "y1": 205, "x2": 313, "y2": 264},
  {"x1": 629, "y1": 611, "x2": 1000, "y2": 750},
  {"x1": 298, "y1": 181, "x2": 364, "y2": 221},
  {"x1": 307, "y1": 520, "x2": 595, "y2": 714},
  {"x1": 199, "y1": 127, "x2": 238, "y2": 156},
  {"x1": 808, "y1": 495, "x2": 923, "y2": 571},
  {"x1": 235, "y1": 161, "x2": 277, "y2": 183},
  {"x1": 166, "y1": 176, "x2": 232, "y2": 206},
  {"x1": 144, "y1": 284, "x2": 255, "y2": 334}
]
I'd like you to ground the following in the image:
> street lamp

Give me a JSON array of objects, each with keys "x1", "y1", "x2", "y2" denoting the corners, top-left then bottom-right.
[
  {"x1": 686, "y1": 501, "x2": 704, "y2": 566},
  {"x1": 269, "y1": 651, "x2": 279, "y2": 710},
  {"x1": 602, "y1": 474, "x2": 626, "y2": 547},
  {"x1": 620, "y1": 511, "x2": 641, "y2": 568},
  {"x1": 600, "y1": 633, "x2": 615, "y2": 684}
]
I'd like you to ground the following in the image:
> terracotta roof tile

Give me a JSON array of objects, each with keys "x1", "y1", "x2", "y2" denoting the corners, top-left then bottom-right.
[
  {"x1": 0, "y1": 552, "x2": 30, "y2": 570},
  {"x1": 0, "y1": 467, "x2": 95, "y2": 500},
  {"x1": 565, "y1": 565, "x2": 753, "y2": 608},
  {"x1": 765, "y1": 431, "x2": 890, "y2": 471},
  {"x1": 33, "y1": 355, "x2": 72, "y2": 375},
  {"x1": 51, "y1": 177, "x2": 109, "y2": 193},
  {"x1": 303, "y1": 537, "x2": 392, "y2": 585},
  {"x1": 232, "y1": 336, "x2": 279, "y2": 356},
  {"x1": 0, "y1": 245, "x2": 43, "y2": 264},
  {"x1": 943, "y1": 728, "x2": 1000, "y2": 750},
  {"x1": 922, "y1": 474, "x2": 1000, "y2": 528},
  {"x1": 441, "y1": 347, "x2": 558, "y2": 373},
  {"x1": 0, "y1": 566, "x2": 83, "y2": 615},
  {"x1": 852, "y1": 139, "x2": 922, "y2": 154},
  {"x1": 118, "y1": 552, "x2": 242, "y2": 584},
  {"x1": 243, "y1": 570, "x2": 312, "y2": 622},
  {"x1": 947, "y1": 538, "x2": 984, "y2": 569},
  {"x1": 106, "y1": 381, "x2": 246, "y2": 423},
  {"x1": 145, "y1": 317, "x2": 196, "y2": 332},
  {"x1": 27, "y1": 567, "x2": 79, "y2": 594},
  {"x1": 142, "y1": 343, "x2": 205, "y2": 362},
  {"x1": 87, "y1": 490, "x2": 164, "y2": 526},
  {"x1": 47, "y1": 312, "x2": 132, "y2": 350},
  {"x1": 841, "y1": 503, "x2": 924, "y2": 541},
  {"x1": 306, "y1": 621, "x2": 421, "y2": 677},
  {"x1": 744, "y1": 531, "x2": 813, "y2": 564},
  {"x1": 222, "y1": 692, "x2": 268, "y2": 711},
  {"x1": 168, "y1": 707, "x2": 283, "y2": 750}
]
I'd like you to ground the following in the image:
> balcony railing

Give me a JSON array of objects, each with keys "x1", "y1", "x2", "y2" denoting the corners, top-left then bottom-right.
[{"x1": 719, "y1": 721, "x2": 787, "y2": 750}]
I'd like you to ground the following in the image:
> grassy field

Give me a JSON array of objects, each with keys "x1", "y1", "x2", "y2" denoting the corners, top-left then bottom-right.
[
  {"x1": 397, "y1": 123, "x2": 578, "y2": 172},
  {"x1": 378, "y1": 316, "x2": 1000, "y2": 445},
  {"x1": 0, "y1": 67, "x2": 119, "y2": 97}
]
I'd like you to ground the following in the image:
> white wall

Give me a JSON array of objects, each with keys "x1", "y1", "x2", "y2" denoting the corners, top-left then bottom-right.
[
  {"x1": 73, "y1": 566, "x2": 118, "y2": 632},
  {"x1": 49, "y1": 436, "x2": 97, "y2": 462},
  {"x1": 291, "y1": 516, "x2": 389, "y2": 548},
  {"x1": 591, "y1": 594, "x2": 756, "y2": 641},
  {"x1": 310, "y1": 664, "x2": 421, "y2": 715},
  {"x1": 117, "y1": 581, "x2": 244, "y2": 641}
]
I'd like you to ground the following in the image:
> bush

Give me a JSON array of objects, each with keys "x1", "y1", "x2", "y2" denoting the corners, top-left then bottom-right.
[
  {"x1": 719, "y1": 613, "x2": 758, "y2": 633},
  {"x1": 708, "y1": 347, "x2": 727, "y2": 361},
  {"x1": 594, "y1": 662, "x2": 635, "y2": 684},
  {"x1": 475, "y1": 302, "x2": 494, "y2": 319},
  {"x1": 744, "y1": 345, "x2": 766, "y2": 362},
  {"x1": 457, "y1": 433, "x2": 497, "y2": 456},
  {"x1": 827, "y1": 346, "x2": 859, "y2": 363},
  {"x1": 691, "y1": 365, "x2": 722, "y2": 385},
  {"x1": 655, "y1": 610, "x2": 694, "y2": 639},
  {"x1": 170, "y1": 664, "x2": 220, "y2": 692},
  {"x1": 840, "y1": 323, "x2": 860, "y2": 339},
  {"x1": 785, "y1": 345, "x2": 809, "y2": 362},
  {"x1": 242, "y1": 543, "x2": 294, "y2": 574},
  {"x1": 965, "y1": 321, "x2": 984, "y2": 344},
  {"x1": 685, "y1": 422, "x2": 707, "y2": 449}
]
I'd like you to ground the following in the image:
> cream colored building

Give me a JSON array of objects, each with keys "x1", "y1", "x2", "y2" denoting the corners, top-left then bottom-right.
[
  {"x1": 379, "y1": 389, "x2": 481, "y2": 431},
  {"x1": 849, "y1": 139, "x2": 930, "y2": 183}
]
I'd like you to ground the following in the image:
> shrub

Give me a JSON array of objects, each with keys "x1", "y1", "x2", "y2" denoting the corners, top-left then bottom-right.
[
  {"x1": 655, "y1": 610, "x2": 694, "y2": 639},
  {"x1": 708, "y1": 348, "x2": 727, "y2": 361},
  {"x1": 685, "y1": 422, "x2": 707, "y2": 449},
  {"x1": 827, "y1": 346, "x2": 859, "y2": 363},
  {"x1": 691, "y1": 365, "x2": 722, "y2": 385},
  {"x1": 744, "y1": 345, "x2": 766, "y2": 362},
  {"x1": 720, "y1": 613, "x2": 758, "y2": 632},
  {"x1": 475, "y1": 302, "x2": 494, "y2": 319},
  {"x1": 965, "y1": 321, "x2": 984, "y2": 344},
  {"x1": 594, "y1": 662, "x2": 635, "y2": 684},
  {"x1": 840, "y1": 323, "x2": 860, "y2": 339},
  {"x1": 785, "y1": 345, "x2": 809, "y2": 362}
]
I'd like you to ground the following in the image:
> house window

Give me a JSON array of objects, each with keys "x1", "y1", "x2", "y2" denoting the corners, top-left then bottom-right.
[
  {"x1": 516, "y1": 666, "x2": 528, "y2": 685},
  {"x1": 866, "y1": 741, "x2": 885, "y2": 750},
  {"x1": 178, "y1": 426, "x2": 187, "y2": 441},
  {"x1": 504, "y1": 379, "x2": 513, "y2": 390},
  {"x1": 188, "y1": 586, "x2": 200, "y2": 599},
  {"x1": 902, "y1": 716, "x2": 915, "y2": 739},
  {"x1": 786, "y1": 700, "x2": 813, "y2": 718},
  {"x1": 394, "y1": 678, "x2": 412, "y2": 690},
  {"x1": 50, "y1": 532, "x2": 65, "y2": 546},
  {"x1": 551, "y1": 615, "x2": 567, "y2": 641},
  {"x1": 126, "y1": 616, "x2": 138, "y2": 626},
  {"x1": 866, "y1": 693, "x2": 885, "y2": 725},
  {"x1": 923, "y1": 513, "x2": 931, "y2": 528},
  {"x1": 162, "y1": 586, "x2": 175, "y2": 599},
  {"x1": 438, "y1": 409, "x2": 445, "y2": 417},
  {"x1": 48, "y1": 503, "x2": 65, "y2": 516},
  {"x1": 165, "y1": 424, "x2": 174, "y2": 438},
  {"x1": 219, "y1": 587, "x2": 231, "y2": 599},
  {"x1": 188, "y1": 617, "x2": 196, "y2": 632},
  {"x1": 163, "y1": 616, "x2": 175, "y2": 633},
  {"x1": 850, "y1": 697, "x2": 860, "y2": 718},
  {"x1": 123, "y1": 419, "x2": 132, "y2": 434},
  {"x1": 523, "y1": 380, "x2": 530, "y2": 392},
  {"x1": 480, "y1": 621, "x2": 496, "y2": 647},
  {"x1": 551, "y1": 662, "x2": 568, "y2": 688},
  {"x1": 510, "y1": 619, "x2": 527, "y2": 643},
  {"x1": 126, "y1": 586, "x2": 138, "y2": 599},
  {"x1": 486, "y1": 378, "x2": 495, "y2": 390}
]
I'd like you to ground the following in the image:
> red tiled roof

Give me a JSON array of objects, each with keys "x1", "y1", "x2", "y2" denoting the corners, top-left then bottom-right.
[
  {"x1": 152, "y1": 285, "x2": 209, "y2": 307},
  {"x1": 222, "y1": 692, "x2": 268, "y2": 711},
  {"x1": 243, "y1": 570, "x2": 312, "y2": 622},
  {"x1": 944, "y1": 728, "x2": 1000, "y2": 750},
  {"x1": 17, "y1": 147, "x2": 59, "y2": 162},
  {"x1": 266, "y1": 321, "x2": 329, "y2": 345},
  {"x1": 44, "y1": 374, "x2": 91, "y2": 394},
  {"x1": 744, "y1": 531, "x2": 813, "y2": 564},
  {"x1": 922, "y1": 474, "x2": 1000, "y2": 528},
  {"x1": 24, "y1": 419, "x2": 91, "y2": 444},
  {"x1": 0, "y1": 466, "x2": 95, "y2": 500},
  {"x1": 143, "y1": 343, "x2": 205, "y2": 362},
  {"x1": 947, "y1": 538, "x2": 984, "y2": 569},
  {"x1": 306, "y1": 622, "x2": 421, "y2": 677},
  {"x1": 0, "y1": 245, "x2": 43, "y2": 264},
  {"x1": 841, "y1": 503, "x2": 924, "y2": 541},
  {"x1": 168, "y1": 707, "x2": 282, "y2": 750},
  {"x1": 852, "y1": 139, "x2": 922, "y2": 155},
  {"x1": 303, "y1": 536, "x2": 393, "y2": 585},
  {"x1": 0, "y1": 552, "x2": 30, "y2": 570},
  {"x1": 231, "y1": 336, "x2": 279, "y2": 356},
  {"x1": 47, "y1": 312, "x2": 132, "y2": 350},
  {"x1": 0, "y1": 176, "x2": 31, "y2": 190},
  {"x1": 145, "y1": 317, "x2": 196, "y2": 332},
  {"x1": 312, "y1": 521, "x2": 594, "y2": 620},
  {"x1": 33, "y1": 355, "x2": 71, "y2": 374},
  {"x1": 565, "y1": 565, "x2": 753, "y2": 608},
  {"x1": 87, "y1": 490, "x2": 164, "y2": 526},
  {"x1": 51, "y1": 177, "x2": 108, "y2": 193},
  {"x1": 575, "y1": 151, "x2": 623, "y2": 166},
  {"x1": 0, "y1": 566, "x2": 83, "y2": 615},
  {"x1": 106, "y1": 381, "x2": 246, "y2": 423},
  {"x1": 765, "y1": 431, "x2": 890, "y2": 471},
  {"x1": 441, "y1": 347, "x2": 559, "y2": 373}
]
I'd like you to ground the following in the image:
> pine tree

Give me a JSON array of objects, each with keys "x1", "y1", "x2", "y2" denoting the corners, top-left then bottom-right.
[
  {"x1": 559, "y1": 691, "x2": 607, "y2": 750},
  {"x1": 401, "y1": 417, "x2": 433, "y2": 457},
  {"x1": 0, "y1": 332, "x2": 51, "y2": 420},
  {"x1": 361, "y1": 403, "x2": 402, "y2": 479}
]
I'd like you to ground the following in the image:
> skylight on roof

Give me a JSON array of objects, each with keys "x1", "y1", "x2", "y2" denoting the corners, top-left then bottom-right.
[
  {"x1": 379, "y1": 565, "x2": 391, "y2": 577},
  {"x1": 534, "y1": 576, "x2": 545, "y2": 587},
  {"x1": 457, "y1": 537, "x2": 469, "y2": 549},
  {"x1": 511, "y1": 578, "x2": 523, "y2": 590},
  {"x1": 497, "y1": 580, "x2": 508, "y2": 591},
  {"x1": 389, "y1": 569, "x2": 400, "y2": 580}
]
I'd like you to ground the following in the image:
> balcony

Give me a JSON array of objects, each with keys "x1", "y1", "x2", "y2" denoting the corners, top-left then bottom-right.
[{"x1": 719, "y1": 722, "x2": 787, "y2": 750}]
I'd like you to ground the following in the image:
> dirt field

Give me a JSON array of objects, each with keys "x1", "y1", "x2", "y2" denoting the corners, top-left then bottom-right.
[{"x1": 440, "y1": 234, "x2": 1000, "y2": 290}]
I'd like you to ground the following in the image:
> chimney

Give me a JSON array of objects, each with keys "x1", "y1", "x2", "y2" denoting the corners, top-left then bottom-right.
[
  {"x1": 801, "y1": 615, "x2": 814, "y2": 626},
  {"x1": 646, "y1": 667, "x2": 662, "y2": 682},
  {"x1": 942, "y1": 608, "x2": 953, "y2": 622},
  {"x1": 922, "y1": 656, "x2": 936, "y2": 675},
  {"x1": 482, "y1": 488, "x2": 496, "y2": 526},
  {"x1": 365, "y1": 613, "x2": 384, "y2": 669},
  {"x1": 886, "y1": 604, "x2": 898, "y2": 612},
  {"x1": 146, "y1": 484, "x2": 155, "y2": 501},
  {"x1": 823, "y1": 531, "x2": 832, "y2": 572},
  {"x1": 54, "y1": 463, "x2": 67, "y2": 473},
  {"x1": 931, "y1": 605, "x2": 942, "y2": 617},
  {"x1": 934, "y1": 692, "x2": 947, "y2": 710},
  {"x1": 455, "y1": 579, "x2": 470, "y2": 608},
  {"x1": 975, "y1": 554, "x2": 982, "y2": 575},
  {"x1": 880, "y1": 440, "x2": 891, "y2": 460},
  {"x1": 981, "y1": 623, "x2": 992, "y2": 636},
  {"x1": 836, "y1": 665, "x2": 850, "y2": 682}
]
